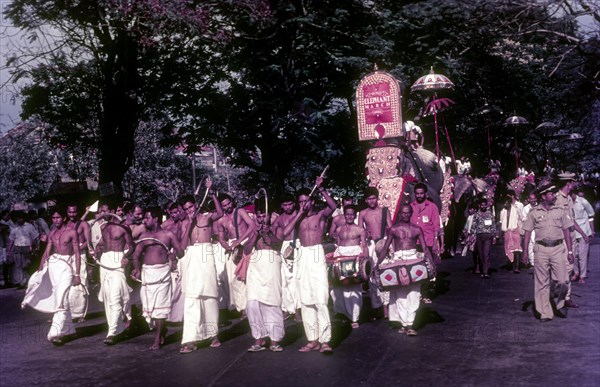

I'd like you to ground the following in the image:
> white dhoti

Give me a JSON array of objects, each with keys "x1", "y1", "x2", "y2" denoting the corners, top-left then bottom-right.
[
  {"x1": 98, "y1": 251, "x2": 132, "y2": 338},
  {"x1": 22, "y1": 254, "x2": 75, "y2": 340},
  {"x1": 246, "y1": 249, "x2": 284, "y2": 341},
  {"x1": 168, "y1": 259, "x2": 184, "y2": 323},
  {"x1": 368, "y1": 240, "x2": 389, "y2": 308},
  {"x1": 68, "y1": 254, "x2": 88, "y2": 319},
  {"x1": 180, "y1": 244, "x2": 219, "y2": 343},
  {"x1": 385, "y1": 250, "x2": 421, "y2": 327},
  {"x1": 330, "y1": 245, "x2": 363, "y2": 323},
  {"x1": 212, "y1": 242, "x2": 230, "y2": 309},
  {"x1": 280, "y1": 241, "x2": 299, "y2": 314},
  {"x1": 140, "y1": 263, "x2": 172, "y2": 322},
  {"x1": 225, "y1": 239, "x2": 247, "y2": 312},
  {"x1": 296, "y1": 245, "x2": 331, "y2": 343}
]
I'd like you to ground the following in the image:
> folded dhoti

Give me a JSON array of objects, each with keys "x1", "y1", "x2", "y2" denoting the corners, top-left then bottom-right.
[
  {"x1": 22, "y1": 254, "x2": 72, "y2": 313},
  {"x1": 140, "y1": 263, "x2": 172, "y2": 322}
]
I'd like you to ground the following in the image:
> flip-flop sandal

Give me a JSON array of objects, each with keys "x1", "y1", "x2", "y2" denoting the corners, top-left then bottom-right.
[
  {"x1": 248, "y1": 344, "x2": 266, "y2": 352},
  {"x1": 298, "y1": 343, "x2": 320, "y2": 352},
  {"x1": 319, "y1": 343, "x2": 333, "y2": 354},
  {"x1": 270, "y1": 344, "x2": 283, "y2": 352},
  {"x1": 210, "y1": 339, "x2": 221, "y2": 348},
  {"x1": 406, "y1": 329, "x2": 418, "y2": 336},
  {"x1": 179, "y1": 343, "x2": 197, "y2": 354}
]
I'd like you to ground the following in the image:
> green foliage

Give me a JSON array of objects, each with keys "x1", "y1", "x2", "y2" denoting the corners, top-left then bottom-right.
[
  {"x1": 0, "y1": 125, "x2": 61, "y2": 208},
  {"x1": 4, "y1": 0, "x2": 599, "y2": 207}
]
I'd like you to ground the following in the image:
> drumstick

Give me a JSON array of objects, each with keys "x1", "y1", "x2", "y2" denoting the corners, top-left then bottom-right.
[{"x1": 308, "y1": 165, "x2": 330, "y2": 197}]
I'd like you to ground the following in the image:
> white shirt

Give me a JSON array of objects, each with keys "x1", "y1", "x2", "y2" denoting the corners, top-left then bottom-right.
[{"x1": 573, "y1": 196, "x2": 594, "y2": 238}]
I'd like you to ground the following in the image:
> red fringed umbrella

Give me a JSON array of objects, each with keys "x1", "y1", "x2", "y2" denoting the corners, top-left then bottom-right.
[{"x1": 423, "y1": 97, "x2": 455, "y2": 116}]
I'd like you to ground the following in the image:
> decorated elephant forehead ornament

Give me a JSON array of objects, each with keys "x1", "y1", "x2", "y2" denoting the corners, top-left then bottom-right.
[
  {"x1": 356, "y1": 70, "x2": 403, "y2": 142},
  {"x1": 366, "y1": 147, "x2": 401, "y2": 185}
]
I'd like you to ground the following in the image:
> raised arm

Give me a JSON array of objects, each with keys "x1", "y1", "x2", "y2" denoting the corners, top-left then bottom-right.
[{"x1": 316, "y1": 176, "x2": 337, "y2": 218}]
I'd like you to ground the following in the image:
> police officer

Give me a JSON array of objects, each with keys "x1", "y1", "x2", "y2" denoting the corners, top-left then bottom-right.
[{"x1": 522, "y1": 183, "x2": 575, "y2": 322}]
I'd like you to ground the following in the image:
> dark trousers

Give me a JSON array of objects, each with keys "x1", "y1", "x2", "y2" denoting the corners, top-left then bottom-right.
[{"x1": 476, "y1": 233, "x2": 494, "y2": 275}]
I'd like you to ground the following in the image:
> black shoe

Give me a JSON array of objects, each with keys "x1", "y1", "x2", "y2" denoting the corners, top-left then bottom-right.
[
  {"x1": 555, "y1": 308, "x2": 568, "y2": 318},
  {"x1": 104, "y1": 336, "x2": 116, "y2": 345},
  {"x1": 565, "y1": 300, "x2": 579, "y2": 308}
]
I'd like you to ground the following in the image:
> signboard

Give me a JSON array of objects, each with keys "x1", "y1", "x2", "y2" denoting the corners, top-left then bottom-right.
[
  {"x1": 356, "y1": 71, "x2": 403, "y2": 141},
  {"x1": 98, "y1": 182, "x2": 117, "y2": 197}
]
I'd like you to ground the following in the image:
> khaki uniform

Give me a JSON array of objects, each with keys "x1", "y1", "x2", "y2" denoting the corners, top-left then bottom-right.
[
  {"x1": 555, "y1": 190, "x2": 575, "y2": 300},
  {"x1": 522, "y1": 204, "x2": 573, "y2": 320}
]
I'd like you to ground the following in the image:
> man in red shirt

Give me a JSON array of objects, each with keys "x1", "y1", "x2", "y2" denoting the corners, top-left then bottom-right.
[{"x1": 410, "y1": 183, "x2": 440, "y2": 303}]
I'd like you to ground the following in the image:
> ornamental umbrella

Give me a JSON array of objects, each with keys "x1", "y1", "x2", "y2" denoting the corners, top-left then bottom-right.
[
  {"x1": 411, "y1": 67, "x2": 455, "y2": 91},
  {"x1": 477, "y1": 100, "x2": 503, "y2": 163},
  {"x1": 411, "y1": 67, "x2": 455, "y2": 167},
  {"x1": 504, "y1": 115, "x2": 529, "y2": 176}
]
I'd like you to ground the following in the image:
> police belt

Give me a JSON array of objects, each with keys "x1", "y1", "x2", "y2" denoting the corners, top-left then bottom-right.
[{"x1": 536, "y1": 239, "x2": 563, "y2": 248}]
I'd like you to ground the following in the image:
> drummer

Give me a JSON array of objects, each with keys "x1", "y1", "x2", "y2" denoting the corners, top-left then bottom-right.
[
  {"x1": 330, "y1": 205, "x2": 368, "y2": 329},
  {"x1": 376, "y1": 204, "x2": 432, "y2": 336}
]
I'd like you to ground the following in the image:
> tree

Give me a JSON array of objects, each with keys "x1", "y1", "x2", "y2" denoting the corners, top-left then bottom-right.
[
  {"x1": 4, "y1": 0, "x2": 598, "y2": 203},
  {"x1": 0, "y1": 123, "x2": 62, "y2": 208}
]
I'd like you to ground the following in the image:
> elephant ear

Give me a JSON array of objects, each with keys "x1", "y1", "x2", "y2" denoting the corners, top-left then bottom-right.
[
  {"x1": 453, "y1": 175, "x2": 475, "y2": 202},
  {"x1": 405, "y1": 147, "x2": 444, "y2": 192}
]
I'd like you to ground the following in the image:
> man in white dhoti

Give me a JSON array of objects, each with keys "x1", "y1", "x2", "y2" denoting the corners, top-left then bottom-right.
[
  {"x1": 243, "y1": 203, "x2": 285, "y2": 352},
  {"x1": 179, "y1": 176, "x2": 224, "y2": 353},
  {"x1": 358, "y1": 187, "x2": 392, "y2": 319},
  {"x1": 217, "y1": 193, "x2": 256, "y2": 314},
  {"x1": 283, "y1": 175, "x2": 337, "y2": 353},
  {"x1": 271, "y1": 193, "x2": 300, "y2": 319},
  {"x1": 132, "y1": 207, "x2": 185, "y2": 350},
  {"x1": 66, "y1": 204, "x2": 92, "y2": 322},
  {"x1": 23, "y1": 210, "x2": 81, "y2": 345},
  {"x1": 95, "y1": 210, "x2": 134, "y2": 345},
  {"x1": 377, "y1": 205, "x2": 433, "y2": 336},
  {"x1": 329, "y1": 205, "x2": 367, "y2": 329}
]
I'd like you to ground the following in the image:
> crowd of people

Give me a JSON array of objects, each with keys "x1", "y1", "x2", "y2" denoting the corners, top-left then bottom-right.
[{"x1": 2, "y1": 169, "x2": 596, "y2": 354}]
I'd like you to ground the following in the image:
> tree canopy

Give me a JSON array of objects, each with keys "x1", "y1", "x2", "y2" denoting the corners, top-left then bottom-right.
[{"x1": 3, "y1": 0, "x2": 599, "y2": 206}]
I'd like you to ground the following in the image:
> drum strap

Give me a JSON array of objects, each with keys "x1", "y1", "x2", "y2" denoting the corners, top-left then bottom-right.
[
  {"x1": 380, "y1": 207, "x2": 388, "y2": 240},
  {"x1": 290, "y1": 226, "x2": 299, "y2": 248},
  {"x1": 233, "y1": 209, "x2": 239, "y2": 240}
]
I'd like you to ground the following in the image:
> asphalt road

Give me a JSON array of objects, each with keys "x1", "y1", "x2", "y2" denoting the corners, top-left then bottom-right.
[{"x1": 1, "y1": 239, "x2": 599, "y2": 387}]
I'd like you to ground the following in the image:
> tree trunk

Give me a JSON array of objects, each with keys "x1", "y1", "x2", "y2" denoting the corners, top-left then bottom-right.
[{"x1": 98, "y1": 30, "x2": 138, "y2": 195}]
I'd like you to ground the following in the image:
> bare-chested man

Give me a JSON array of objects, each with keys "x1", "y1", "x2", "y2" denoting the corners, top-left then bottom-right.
[
  {"x1": 95, "y1": 208, "x2": 134, "y2": 345},
  {"x1": 217, "y1": 193, "x2": 256, "y2": 313},
  {"x1": 162, "y1": 202, "x2": 184, "y2": 240},
  {"x1": 283, "y1": 176, "x2": 337, "y2": 353},
  {"x1": 357, "y1": 187, "x2": 392, "y2": 315},
  {"x1": 243, "y1": 201, "x2": 285, "y2": 352},
  {"x1": 132, "y1": 208, "x2": 185, "y2": 350},
  {"x1": 271, "y1": 193, "x2": 299, "y2": 318},
  {"x1": 377, "y1": 205, "x2": 432, "y2": 336},
  {"x1": 329, "y1": 196, "x2": 354, "y2": 239},
  {"x1": 330, "y1": 205, "x2": 368, "y2": 329},
  {"x1": 35, "y1": 210, "x2": 81, "y2": 344},
  {"x1": 65, "y1": 204, "x2": 92, "y2": 322},
  {"x1": 129, "y1": 204, "x2": 146, "y2": 240},
  {"x1": 179, "y1": 177, "x2": 224, "y2": 353}
]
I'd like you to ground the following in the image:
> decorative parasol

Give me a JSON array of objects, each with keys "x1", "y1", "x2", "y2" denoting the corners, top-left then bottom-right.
[
  {"x1": 411, "y1": 67, "x2": 456, "y2": 169},
  {"x1": 423, "y1": 97, "x2": 455, "y2": 116},
  {"x1": 504, "y1": 115, "x2": 529, "y2": 176},
  {"x1": 411, "y1": 67, "x2": 455, "y2": 91},
  {"x1": 477, "y1": 100, "x2": 503, "y2": 163}
]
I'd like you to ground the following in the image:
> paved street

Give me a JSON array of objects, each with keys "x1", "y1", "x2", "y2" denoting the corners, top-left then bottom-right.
[{"x1": 1, "y1": 239, "x2": 599, "y2": 387}]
